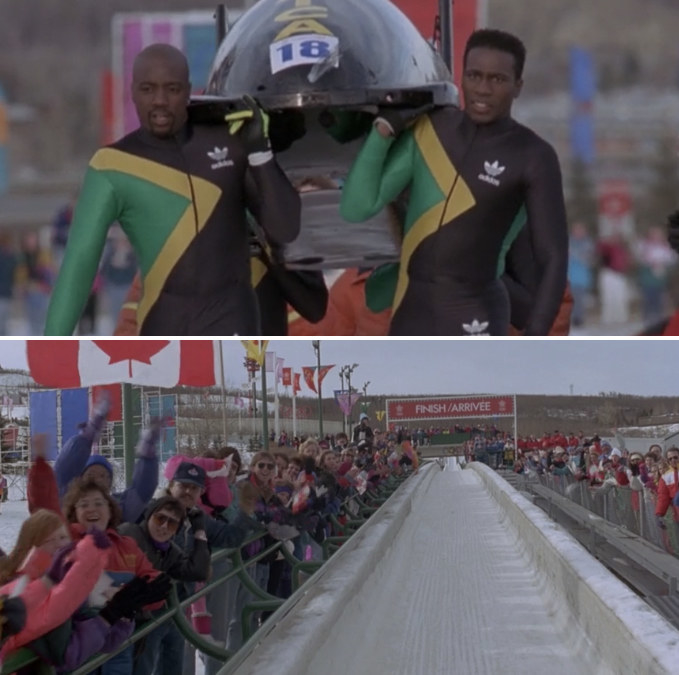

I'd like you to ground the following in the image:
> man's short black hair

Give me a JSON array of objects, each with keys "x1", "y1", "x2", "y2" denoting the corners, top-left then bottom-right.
[{"x1": 463, "y1": 28, "x2": 527, "y2": 80}]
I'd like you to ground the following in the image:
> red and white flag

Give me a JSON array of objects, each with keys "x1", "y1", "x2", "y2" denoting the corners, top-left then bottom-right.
[
  {"x1": 27, "y1": 340, "x2": 220, "y2": 388},
  {"x1": 281, "y1": 367, "x2": 292, "y2": 387},
  {"x1": 317, "y1": 364, "x2": 334, "y2": 387},
  {"x1": 302, "y1": 366, "x2": 317, "y2": 393},
  {"x1": 302, "y1": 364, "x2": 335, "y2": 393}
]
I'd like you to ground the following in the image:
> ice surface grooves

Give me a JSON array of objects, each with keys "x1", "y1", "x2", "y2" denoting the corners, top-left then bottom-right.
[{"x1": 313, "y1": 468, "x2": 595, "y2": 675}]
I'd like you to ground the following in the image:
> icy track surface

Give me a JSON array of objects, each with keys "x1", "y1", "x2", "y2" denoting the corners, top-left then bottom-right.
[{"x1": 307, "y1": 465, "x2": 596, "y2": 675}]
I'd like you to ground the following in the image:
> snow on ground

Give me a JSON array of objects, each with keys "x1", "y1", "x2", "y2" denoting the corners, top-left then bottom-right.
[{"x1": 0, "y1": 498, "x2": 30, "y2": 553}]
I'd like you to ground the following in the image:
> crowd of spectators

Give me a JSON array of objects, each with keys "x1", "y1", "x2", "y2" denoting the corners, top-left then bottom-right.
[
  {"x1": 508, "y1": 430, "x2": 679, "y2": 554},
  {"x1": 0, "y1": 399, "x2": 417, "y2": 673}
]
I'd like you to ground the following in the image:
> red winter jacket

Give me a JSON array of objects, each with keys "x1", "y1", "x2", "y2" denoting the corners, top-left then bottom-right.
[
  {"x1": 656, "y1": 468, "x2": 679, "y2": 520},
  {"x1": 0, "y1": 534, "x2": 108, "y2": 658}
]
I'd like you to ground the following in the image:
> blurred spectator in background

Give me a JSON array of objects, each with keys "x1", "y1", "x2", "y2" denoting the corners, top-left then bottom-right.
[
  {"x1": 0, "y1": 233, "x2": 17, "y2": 335},
  {"x1": 568, "y1": 222, "x2": 595, "y2": 327},
  {"x1": 634, "y1": 225, "x2": 676, "y2": 326},
  {"x1": 16, "y1": 231, "x2": 53, "y2": 335},
  {"x1": 99, "y1": 225, "x2": 136, "y2": 324},
  {"x1": 50, "y1": 191, "x2": 77, "y2": 269},
  {"x1": 598, "y1": 232, "x2": 631, "y2": 324}
]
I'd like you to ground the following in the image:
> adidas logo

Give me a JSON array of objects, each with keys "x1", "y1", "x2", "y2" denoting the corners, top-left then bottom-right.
[
  {"x1": 207, "y1": 146, "x2": 234, "y2": 169},
  {"x1": 462, "y1": 319, "x2": 490, "y2": 336},
  {"x1": 478, "y1": 160, "x2": 505, "y2": 187}
]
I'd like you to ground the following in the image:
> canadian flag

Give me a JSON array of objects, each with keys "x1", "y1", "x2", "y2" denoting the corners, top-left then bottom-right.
[{"x1": 27, "y1": 340, "x2": 220, "y2": 388}]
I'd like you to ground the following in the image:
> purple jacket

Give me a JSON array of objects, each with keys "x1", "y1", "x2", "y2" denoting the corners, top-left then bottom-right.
[{"x1": 60, "y1": 615, "x2": 134, "y2": 672}]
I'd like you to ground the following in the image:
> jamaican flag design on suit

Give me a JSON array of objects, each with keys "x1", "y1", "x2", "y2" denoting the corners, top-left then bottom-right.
[
  {"x1": 45, "y1": 124, "x2": 299, "y2": 335},
  {"x1": 341, "y1": 106, "x2": 567, "y2": 336}
]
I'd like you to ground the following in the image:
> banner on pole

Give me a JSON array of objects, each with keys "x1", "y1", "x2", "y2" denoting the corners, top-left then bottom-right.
[
  {"x1": 241, "y1": 340, "x2": 269, "y2": 366},
  {"x1": 317, "y1": 364, "x2": 334, "y2": 387},
  {"x1": 276, "y1": 357, "x2": 285, "y2": 383},
  {"x1": 334, "y1": 390, "x2": 362, "y2": 416},
  {"x1": 302, "y1": 366, "x2": 317, "y2": 393}
]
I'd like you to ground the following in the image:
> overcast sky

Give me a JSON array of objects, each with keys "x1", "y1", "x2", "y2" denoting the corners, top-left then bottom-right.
[{"x1": 3, "y1": 339, "x2": 678, "y2": 398}]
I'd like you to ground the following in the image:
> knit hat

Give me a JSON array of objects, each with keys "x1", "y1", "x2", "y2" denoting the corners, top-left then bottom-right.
[
  {"x1": 610, "y1": 447, "x2": 622, "y2": 458},
  {"x1": 360, "y1": 412, "x2": 369, "y2": 421},
  {"x1": 82, "y1": 454, "x2": 113, "y2": 478}
]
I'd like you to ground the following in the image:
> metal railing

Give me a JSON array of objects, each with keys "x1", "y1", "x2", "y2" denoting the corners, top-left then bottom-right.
[{"x1": 1, "y1": 473, "x2": 410, "y2": 674}]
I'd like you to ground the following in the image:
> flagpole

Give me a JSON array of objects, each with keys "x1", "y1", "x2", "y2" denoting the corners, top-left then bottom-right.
[
  {"x1": 311, "y1": 341, "x2": 323, "y2": 439},
  {"x1": 274, "y1": 353, "x2": 280, "y2": 440},
  {"x1": 218, "y1": 341, "x2": 227, "y2": 445},
  {"x1": 238, "y1": 391, "x2": 242, "y2": 436},
  {"x1": 261, "y1": 361, "x2": 269, "y2": 451},
  {"x1": 122, "y1": 383, "x2": 134, "y2": 487},
  {"x1": 292, "y1": 372, "x2": 297, "y2": 439}
]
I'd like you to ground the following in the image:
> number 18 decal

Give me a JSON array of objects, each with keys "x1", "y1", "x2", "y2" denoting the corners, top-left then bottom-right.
[{"x1": 270, "y1": 33, "x2": 340, "y2": 75}]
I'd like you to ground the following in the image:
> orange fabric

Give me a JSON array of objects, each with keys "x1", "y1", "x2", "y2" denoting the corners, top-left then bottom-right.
[
  {"x1": 117, "y1": 266, "x2": 572, "y2": 337},
  {"x1": 663, "y1": 310, "x2": 679, "y2": 336},
  {"x1": 114, "y1": 271, "x2": 142, "y2": 336},
  {"x1": 289, "y1": 268, "x2": 391, "y2": 336},
  {"x1": 510, "y1": 282, "x2": 573, "y2": 336},
  {"x1": 548, "y1": 282, "x2": 573, "y2": 336}
]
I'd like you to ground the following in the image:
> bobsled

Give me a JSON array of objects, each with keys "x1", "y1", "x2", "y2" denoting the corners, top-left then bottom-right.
[{"x1": 194, "y1": 0, "x2": 458, "y2": 269}]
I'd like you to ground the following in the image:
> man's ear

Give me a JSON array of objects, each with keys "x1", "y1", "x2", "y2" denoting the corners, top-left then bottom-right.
[{"x1": 514, "y1": 78, "x2": 524, "y2": 99}]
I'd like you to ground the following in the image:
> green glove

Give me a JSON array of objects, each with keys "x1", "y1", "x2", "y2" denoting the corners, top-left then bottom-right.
[{"x1": 224, "y1": 95, "x2": 271, "y2": 159}]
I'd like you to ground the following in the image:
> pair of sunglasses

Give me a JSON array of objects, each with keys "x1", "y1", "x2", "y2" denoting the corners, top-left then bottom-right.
[
  {"x1": 151, "y1": 512, "x2": 181, "y2": 530},
  {"x1": 257, "y1": 462, "x2": 275, "y2": 470}
]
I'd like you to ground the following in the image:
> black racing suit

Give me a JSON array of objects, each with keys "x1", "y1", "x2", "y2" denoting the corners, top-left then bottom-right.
[
  {"x1": 46, "y1": 123, "x2": 300, "y2": 335},
  {"x1": 341, "y1": 107, "x2": 568, "y2": 336}
]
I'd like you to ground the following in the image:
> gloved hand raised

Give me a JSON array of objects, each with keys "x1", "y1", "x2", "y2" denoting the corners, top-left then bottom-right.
[
  {"x1": 224, "y1": 95, "x2": 271, "y2": 160},
  {"x1": 136, "y1": 419, "x2": 161, "y2": 459},
  {"x1": 134, "y1": 573, "x2": 173, "y2": 607},
  {"x1": 87, "y1": 526, "x2": 112, "y2": 550},
  {"x1": 98, "y1": 576, "x2": 149, "y2": 625},
  {"x1": 374, "y1": 102, "x2": 435, "y2": 138},
  {"x1": 45, "y1": 542, "x2": 77, "y2": 584},
  {"x1": 98, "y1": 574, "x2": 173, "y2": 625},
  {"x1": 187, "y1": 507, "x2": 207, "y2": 533},
  {"x1": 0, "y1": 595, "x2": 26, "y2": 642},
  {"x1": 667, "y1": 210, "x2": 679, "y2": 254}
]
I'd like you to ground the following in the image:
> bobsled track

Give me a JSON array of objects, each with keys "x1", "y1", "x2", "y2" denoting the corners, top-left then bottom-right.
[{"x1": 221, "y1": 459, "x2": 679, "y2": 675}]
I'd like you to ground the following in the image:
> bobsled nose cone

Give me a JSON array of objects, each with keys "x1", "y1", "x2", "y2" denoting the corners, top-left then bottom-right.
[{"x1": 205, "y1": 0, "x2": 456, "y2": 110}]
